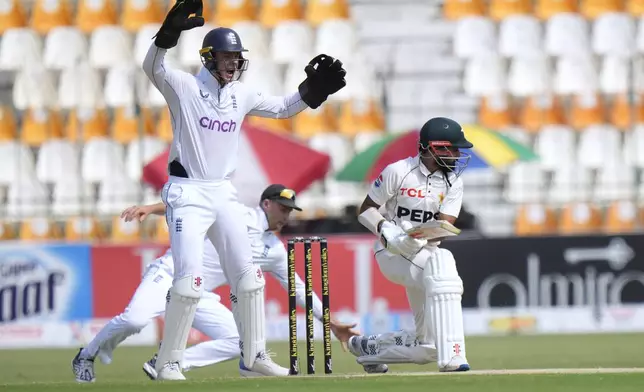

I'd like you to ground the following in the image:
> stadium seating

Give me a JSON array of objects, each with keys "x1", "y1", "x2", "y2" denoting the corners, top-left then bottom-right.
[
  {"x1": 65, "y1": 216, "x2": 103, "y2": 241},
  {"x1": 2, "y1": 0, "x2": 644, "y2": 239},
  {"x1": 75, "y1": 0, "x2": 118, "y2": 33},
  {"x1": 0, "y1": 0, "x2": 27, "y2": 34}
]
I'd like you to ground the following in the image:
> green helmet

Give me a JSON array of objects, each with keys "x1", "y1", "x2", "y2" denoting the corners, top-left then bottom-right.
[
  {"x1": 419, "y1": 117, "x2": 473, "y2": 149},
  {"x1": 418, "y1": 117, "x2": 473, "y2": 178}
]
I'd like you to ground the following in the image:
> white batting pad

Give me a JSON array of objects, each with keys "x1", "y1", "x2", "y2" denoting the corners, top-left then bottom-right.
[
  {"x1": 236, "y1": 266, "x2": 266, "y2": 368},
  {"x1": 155, "y1": 275, "x2": 202, "y2": 372},
  {"x1": 358, "y1": 345, "x2": 437, "y2": 365},
  {"x1": 422, "y1": 248, "x2": 467, "y2": 369},
  {"x1": 356, "y1": 330, "x2": 437, "y2": 365}
]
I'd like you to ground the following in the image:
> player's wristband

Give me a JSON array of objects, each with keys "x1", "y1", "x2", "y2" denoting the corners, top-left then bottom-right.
[{"x1": 358, "y1": 207, "x2": 387, "y2": 236}]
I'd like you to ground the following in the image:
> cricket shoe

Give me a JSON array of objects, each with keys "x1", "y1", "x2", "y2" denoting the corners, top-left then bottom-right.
[
  {"x1": 363, "y1": 364, "x2": 389, "y2": 374},
  {"x1": 142, "y1": 354, "x2": 158, "y2": 380},
  {"x1": 156, "y1": 361, "x2": 185, "y2": 380},
  {"x1": 72, "y1": 348, "x2": 96, "y2": 383},
  {"x1": 438, "y1": 355, "x2": 470, "y2": 372},
  {"x1": 238, "y1": 351, "x2": 289, "y2": 377}
]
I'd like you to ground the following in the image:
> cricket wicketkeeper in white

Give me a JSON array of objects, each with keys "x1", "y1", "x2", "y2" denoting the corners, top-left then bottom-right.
[
  {"x1": 353, "y1": 117, "x2": 473, "y2": 373},
  {"x1": 72, "y1": 185, "x2": 357, "y2": 382},
  {"x1": 142, "y1": 0, "x2": 346, "y2": 380}
]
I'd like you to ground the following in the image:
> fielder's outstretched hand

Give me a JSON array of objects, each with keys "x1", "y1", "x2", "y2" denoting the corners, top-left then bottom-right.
[
  {"x1": 154, "y1": 0, "x2": 205, "y2": 49},
  {"x1": 121, "y1": 205, "x2": 153, "y2": 223},
  {"x1": 330, "y1": 318, "x2": 359, "y2": 352}
]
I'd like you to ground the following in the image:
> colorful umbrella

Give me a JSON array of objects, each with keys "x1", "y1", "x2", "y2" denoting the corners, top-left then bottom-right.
[
  {"x1": 335, "y1": 125, "x2": 538, "y2": 182},
  {"x1": 142, "y1": 124, "x2": 331, "y2": 207}
]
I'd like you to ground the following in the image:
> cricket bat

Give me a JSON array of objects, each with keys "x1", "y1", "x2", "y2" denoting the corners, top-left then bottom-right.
[{"x1": 404, "y1": 220, "x2": 461, "y2": 240}]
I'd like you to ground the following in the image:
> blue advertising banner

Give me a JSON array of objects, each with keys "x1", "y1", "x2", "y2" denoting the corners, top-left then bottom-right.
[{"x1": 0, "y1": 242, "x2": 92, "y2": 323}]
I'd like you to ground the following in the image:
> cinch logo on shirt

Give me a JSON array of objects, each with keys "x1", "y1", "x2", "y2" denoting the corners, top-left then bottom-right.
[
  {"x1": 199, "y1": 117, "x2": 237, "y2": 132},
  {"x1": 399, "y1": 188, "x2": 427, "y2": 198},
  {"x1": 397, "y1": 206, "x2": 440, "y2": 222}
]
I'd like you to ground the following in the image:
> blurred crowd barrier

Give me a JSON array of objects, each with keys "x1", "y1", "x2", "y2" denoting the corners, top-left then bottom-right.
[{"x1": 1, "y1": 232, "x2": 643, "y2": 349}]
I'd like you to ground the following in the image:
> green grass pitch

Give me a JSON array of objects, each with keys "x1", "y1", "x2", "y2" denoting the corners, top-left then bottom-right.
[{"x1": 2, "y1": 333, "x2": 644, "y2": 391}]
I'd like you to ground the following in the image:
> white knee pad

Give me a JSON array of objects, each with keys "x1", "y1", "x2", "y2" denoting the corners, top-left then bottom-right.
[
  {"x1": 423, "y1": 249, "x2": 467, "y2": 369},
  {"x1": 235, "y1": 266, "x2": 266, "y2": 368},
  {"x1": 155, "y1": 275, "x2": 203, "y2": 372}
]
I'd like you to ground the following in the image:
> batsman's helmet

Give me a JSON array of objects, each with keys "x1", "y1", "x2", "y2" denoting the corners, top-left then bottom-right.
[
  {"x1": 199, "y1": 27, "x2": 249, "y2": 82},
  {"x1": 418, "y1": 117, "x2": 473, "y2": 179}
]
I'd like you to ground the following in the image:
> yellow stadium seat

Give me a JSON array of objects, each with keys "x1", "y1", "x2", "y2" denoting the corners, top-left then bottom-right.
[
  {"x1": 479, "y1": 96, "x2": 513, "y2": 130},
  {"x1": 580, "y1": 0, "x2": 625, "y2": 19},
  {"x1": 559, "y1": 202, "x2": 603, "y2": 234},
  {"x1": 155, "y1": 217, "x2": 170, "y2": 244},
  {"x1": 20, "y1": 218, "x2": 61, "y2": 241},
  {"x1": 609, "y1": 94, "x2": 637, "y2": 130},
  {"x1": 515, "y1": 204, "x2": 559, "y2": 236},
  {"x1": 111, "y1": 106, "x2": 155, "y2": 144},
  {"x1": 519, "y1": 95, "x2": 566, "y2": 133},
  {"x1": 0, "y1": 0, "x2": 27, "y2": 34},
  {"x1": 293, "y1": 105, "x2": 337, "y2": 139},
  {"x1": 0, "y1": 221, "x2": 16, "y2": 240},
  {"x1": 65, "y1": 216, "x2": 103, "y2": 241},
  {"x1": 338, "y1": 99, "x2": 385, "y2": 137},
  {"x1": 570, "y1": 94, "x2": 605, "y2": 130},
  {"x1": 76, "y1": 0, "x2": 118, "y2": 33},
  {"x1": 490, "y1": 0, "x2": 533, "y2": 21},
  {"x1": 247, "y1": 116, "x2": 292, "y2": 133},
  {"x1": 30, "y1": 0, "x2": 73, "y2": 35},
  {"x1": 636, "y1": 94, "x2": 644, "y2": 124},
  {"x1": 213, "y1": 0, "x2": 256, "y2": 26},
  {"x1": 121, "y1": 0, "x2": 163, "y2": 32},
  {"x1": 443, "y1": 0, "x2": 486, "y2": 20},
  {"x1": 65, "y1": 108, "x2": 109, "y2": 142},
  {"x1": 306, "y1": 0, "x2": 349, "y2": 26},
  {"x1": 111, "y1": 216, "x2": 141, "y2": 242},
  {"x1": 157, "y1": 108, "x2": 173, "y2": 142},
  {"x1": 22, "y1": 109, "x2": 64, "y2": 146},
  {"x1": 604, "y1": 200, "x2": 637, "y2": 233},
  {"x1": 259, "y1": 0, "x2": 303, "y2": 28},
  {"x1": 0, "y1": 106, "x2": 17, "y2": 141},
  {"x1": 535, "y1": 0, "x2": 577, "y2": 19},
  {"x1": 627, "y1": 0, "x2": 644, "y2": 15}
]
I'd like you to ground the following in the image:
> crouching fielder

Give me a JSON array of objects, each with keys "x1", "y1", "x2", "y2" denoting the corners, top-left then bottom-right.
[
  {"x1": 71, "y1": 246, "x2": 239, "y2": 383},
  {"x1": 353, "y1": 117, "x2": 473, "y2": 373}
]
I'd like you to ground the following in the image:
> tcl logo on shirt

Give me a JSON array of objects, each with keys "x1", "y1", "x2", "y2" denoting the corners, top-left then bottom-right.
[
  {"x1": 399, "y1": 188, "x2": 428, "y2": 198},
  {"x1": 396, "y1": 207, "x2": 440, "y2": 222}
]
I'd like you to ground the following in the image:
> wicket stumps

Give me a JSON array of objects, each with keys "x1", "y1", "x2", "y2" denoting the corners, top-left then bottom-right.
[{"x1": 287, "y1": 236, "x2": 332, "y2": 375}]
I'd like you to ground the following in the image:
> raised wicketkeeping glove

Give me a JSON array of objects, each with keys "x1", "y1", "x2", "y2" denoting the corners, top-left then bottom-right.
[
  {"x1": 298, "y1": 54, "x2": 347, "y2": 109},
  {"x1": 154, "y1": 0, "x2": 205, "y2": 49}
]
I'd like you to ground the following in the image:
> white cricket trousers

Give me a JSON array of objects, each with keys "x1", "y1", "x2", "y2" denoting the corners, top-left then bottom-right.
[
  {"x1": 162, "y1": 176, "x2": 254, "y2": 294},
  {"x1": 374, "y1": 247, "x2": 457, "y2": 344},
  {"x1": 81, "y1": 264, "x2": 239, "y2": 368}
]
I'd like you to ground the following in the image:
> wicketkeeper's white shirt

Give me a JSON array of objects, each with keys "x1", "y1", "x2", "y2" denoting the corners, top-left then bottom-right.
[
  {"x1": 153, "y1": 205, "x2": 323, "y2": 319},
  {"x1": 143, "y1": 44, "x2": 308, "y2": 181},
  {"x1": 368, "y1": 155, "x2": 464, "y2": 249}
]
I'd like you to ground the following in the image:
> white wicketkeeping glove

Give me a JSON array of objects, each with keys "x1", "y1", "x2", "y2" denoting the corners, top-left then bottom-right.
[{"x1": 380, "y1": 221, "x2": 427, "y2": 258}]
